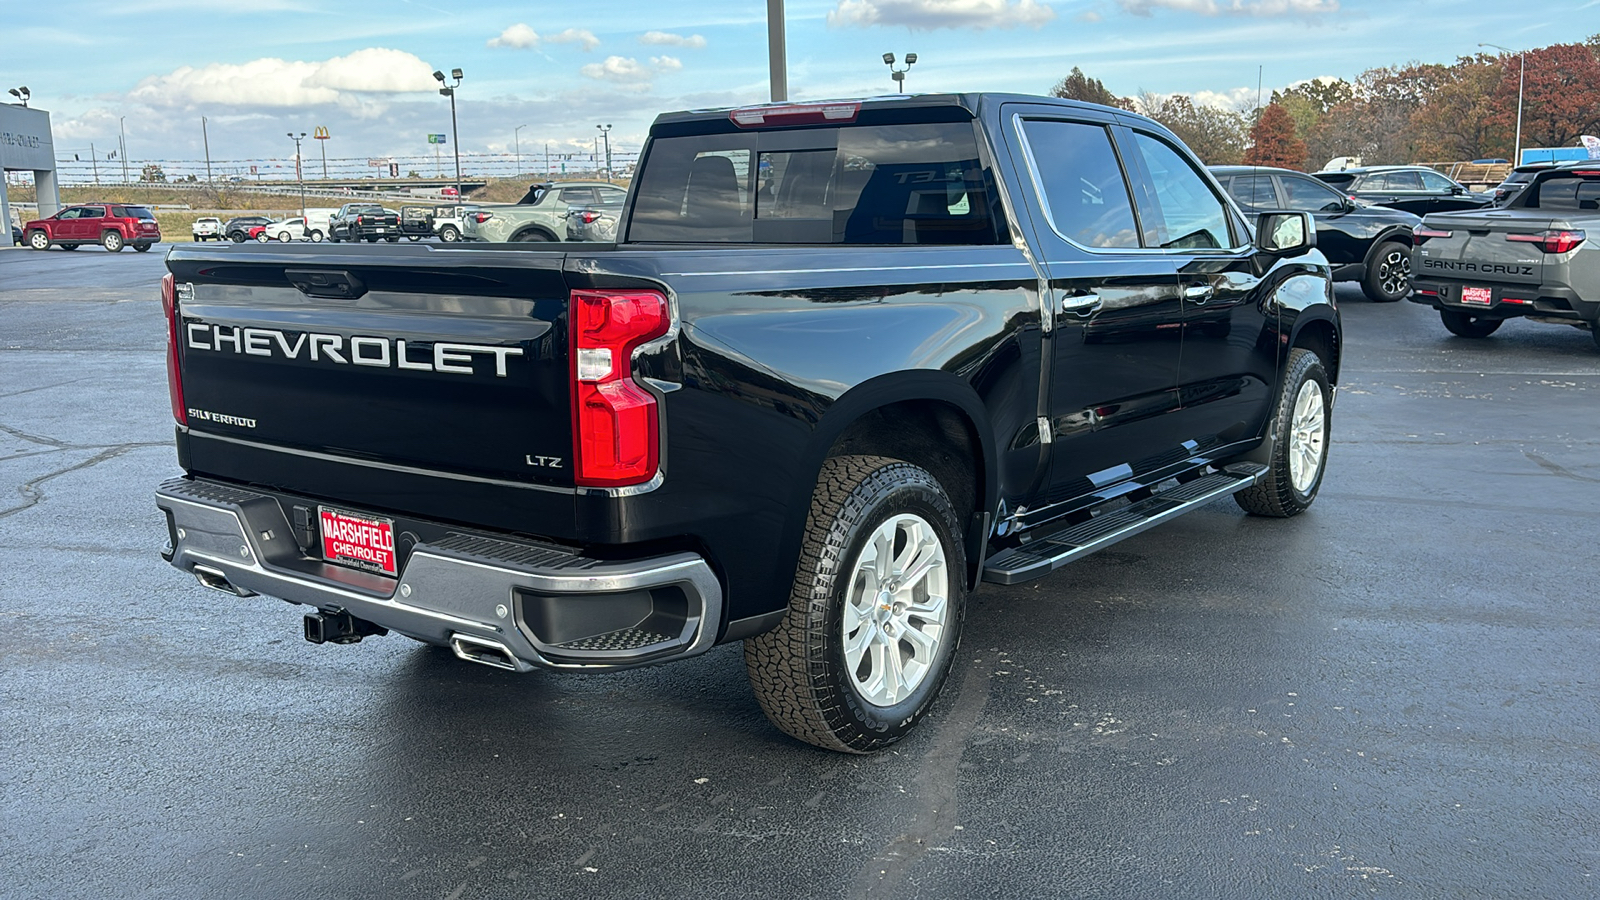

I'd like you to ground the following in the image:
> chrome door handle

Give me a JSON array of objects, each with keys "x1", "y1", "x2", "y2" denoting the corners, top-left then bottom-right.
[
  {"x1": 1061, "y1": 292, "x2": 1101, "y2": 315},
  {"x1": 1184, "y1": 285, "x2": 1215, "y2": 303}
]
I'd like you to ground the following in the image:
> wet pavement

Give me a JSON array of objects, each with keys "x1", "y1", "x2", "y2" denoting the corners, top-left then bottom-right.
[{"x1": 2, "y1": 245, "x2": 1597, "y2": 899}]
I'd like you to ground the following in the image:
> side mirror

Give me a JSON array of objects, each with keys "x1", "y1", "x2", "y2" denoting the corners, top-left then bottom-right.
[
  {"x1": 1256, "y1": 211, "x2": 1315, "y2": 254},
  {"x1": 1451, "y1": 185, "x2": 1465, "y2": 195}
]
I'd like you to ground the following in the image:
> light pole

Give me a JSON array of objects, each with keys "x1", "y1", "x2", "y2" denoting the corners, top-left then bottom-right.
[
  {"x1": 287, "y1": 131, "x2": 307, "y2": 218},
  {"x1": 89, "y1": 143, "x2": 100, "y2": 184},
  {"x1": 433, "y1": 68, "x2": 464, "y2": 201},
  {"x1": 883, "y1": 52, "x2": 917, "y2": 92},
  {"x1": 118, "y1": 117, "x2": 130, "y2": 185},
  {"x1": 1480, "y1": 43, "x2": 1524, "y2": 165},
  {"x1": 767, "y1": 0, "x2": 787, "y2": 101},
  {"x1": 201, "y1": 116, "x2": 214, "y2": 189},
  {"x1": 6, "y1": 86, "x2": 28, "y2": 107},
  {"x1": 515, "y1": 124, "x2": 528, "y2": 177},
  {"x1": 596, "y1": 124, "x2": 612, "y2": 182}
]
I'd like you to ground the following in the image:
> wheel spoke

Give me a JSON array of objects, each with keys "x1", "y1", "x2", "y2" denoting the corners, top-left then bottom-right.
[
  {"x1": 900, "y1": 621, "x2": 938, "y2": 660},
  {"x1": 844, "y1": 620, "x2": 874, "y2": 669}
]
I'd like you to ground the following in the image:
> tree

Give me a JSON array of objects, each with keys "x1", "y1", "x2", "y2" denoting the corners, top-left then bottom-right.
[
  {"x1": 1489, "y1": 42, "x2": 1600, "y2": 151},
  {"x1": 1050, "y1": 67, "x2": 1131, "y2": 109},
  {"x1": 1408, "y1": 55, "x2": 1508, "y2": 161},
  {"x1": 1271, "y1": 78, "x2": 1353, "y2": 143},
  {"x1": 1244, "y1": 104, "x2": 1308, "y2": 169},
  {"x1": 1141, "y1": 95, "x2": 1249, "y2": 165}
]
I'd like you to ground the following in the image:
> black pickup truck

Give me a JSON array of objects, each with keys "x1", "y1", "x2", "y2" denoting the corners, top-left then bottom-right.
[
  {"x1": 326, "y1": 203, "x2": 400, "y2": 243},
  {"x1": 156, "y1": 94, "x2": 1340, "y2": 753}
]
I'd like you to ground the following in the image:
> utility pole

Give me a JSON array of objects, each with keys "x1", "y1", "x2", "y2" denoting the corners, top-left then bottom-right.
[
  {"x1": 596, "y1": 124, "x2": 612, "y2": 182},
  {"x1": 433, "y1": 69, "x2": 465, "y2": 201},
  {"x1": 515, "y1": 124, "x2": 528, "y2": 177},
  {"x1": 545, "y1": 142, "x2": 550, "y2": 178},
  {"x1": 1480, "y1": 43, "x2": 1525, "y2": 164},
  {"x1": 767, "y1": 0, "x2": 787, "y2": 101},
  {"x1": 288, "y1": 131, "x2": 307, "y2": 219},
  {"x1": 90, "y1": 143, "x2": 99, "y2": 185},
  {"x1": 202, "y1": 116, "x2": 214, "y2": 189},
  {"x1": 118, "y1": 117, "x2": 130, "y2": 184}
]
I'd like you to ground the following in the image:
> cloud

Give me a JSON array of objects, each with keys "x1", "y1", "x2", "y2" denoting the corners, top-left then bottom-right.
[
  {"x1": 1075, "y1": 8, "x2": 1103, "y2": 19},
  {"x1": 580, "y1": 55, "x2": 681, "y2": 85},
  {"x1": 548, "y1": 28, "x2": 601, "y2": 51},
  {"x1": 1117, "y1": 0, "x2": 1337, "y2": 15},
  {"x1": 487, "y1": 23, "x2": 541, "y2": 48},
  {"x1": 127, "y1": 48, "x2": 438, "y2": 108},
  {"x1": 827, "y1": 0, "x2": 1055, "y2": 30},
  {"x1": 640, "y1": 31, "x2": 708, "y2": 48}
]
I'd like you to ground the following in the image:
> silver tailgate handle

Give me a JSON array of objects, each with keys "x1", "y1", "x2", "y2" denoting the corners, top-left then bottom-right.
[{"x1": 1061, "y1": 292, "x2": 1102, "y2": 315}]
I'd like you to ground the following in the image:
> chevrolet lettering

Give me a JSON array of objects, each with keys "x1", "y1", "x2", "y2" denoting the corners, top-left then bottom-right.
[
  {"x1": 183, "y1": 324, "x2": 523, "y2": 376},
  {"x1": 156, "y1": 92, "x2": 1342, "y2": 753}
]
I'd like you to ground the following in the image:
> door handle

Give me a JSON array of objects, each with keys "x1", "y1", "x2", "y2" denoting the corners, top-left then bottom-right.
[
  {"x1": 1184, "y1": 284, "x2": 1215, "y2": 303},
  {"x1": 1061, "y1": 292, "x2": 1102, "y2": 315}
]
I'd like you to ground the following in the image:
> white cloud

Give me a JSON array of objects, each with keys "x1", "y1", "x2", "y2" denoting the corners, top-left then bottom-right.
[
  {"x1": 580, "y1": 55, "x2": 681, "y2": 85},
  {"x1": 640, "y1": 31, "x2": 708, "y2": 48},
  {"x1": 487, "y1": 23, "x2": 541, "y2": 48},
  {"x1": 548, "y1": 28, "x2": 601, "y2": 51},
  {"x1": 827, "y1": 0, "x2": 1055, "y2": 30},
  {"x1": 128, "y1": 48, "x2": 438, "y2": 108},
  {"x1": 1076, "y1": 8, "x2": 1104, "y2": 20},
  {"x1": 1117, "y1": 0, "x2": 1337, "y2": 15}
]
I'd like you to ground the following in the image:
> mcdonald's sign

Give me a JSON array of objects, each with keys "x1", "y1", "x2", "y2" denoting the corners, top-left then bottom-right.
[{"x1": 313, "y1": 126, "x2": 330, "y2": 140}]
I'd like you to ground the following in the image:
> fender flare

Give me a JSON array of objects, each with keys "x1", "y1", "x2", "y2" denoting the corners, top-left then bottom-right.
[{"x1": 1359, "y1": 226, "x2": 1414, "y2": 271}]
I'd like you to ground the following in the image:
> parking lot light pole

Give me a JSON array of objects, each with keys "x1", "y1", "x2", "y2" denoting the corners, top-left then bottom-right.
[
  {"x1": 118, "y1": 117, "x2": 130, "y2": 185},
  {"x1": 434, "y1": 69, "x2": 465, "y2": 201},
  {"x1": 1479, "y1": 43, "x2": 1524, "y2": 165},
  {"x1": 883, "y1": 52, "x2": 917, "y2": 92},
  {"x1": 201, "y1": 116, "x2": 214, "y2": 190},
  {"x1": 515, "y1": 124, "x2": 528, "y2": 177},
  {"x1": 288, "y1": 131, "x2": 307, "y2": 219},
  {"x1": 597, "y1": 124, "x2": 612, "y2": 182}
]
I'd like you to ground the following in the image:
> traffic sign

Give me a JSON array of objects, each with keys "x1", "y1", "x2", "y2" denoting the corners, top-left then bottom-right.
[
  {"x1": 427, "y1": 134, "x2": 447, "y2": 144},
  {"x1": 313, "y1": 126, "x2": 330, "y2": 140}
]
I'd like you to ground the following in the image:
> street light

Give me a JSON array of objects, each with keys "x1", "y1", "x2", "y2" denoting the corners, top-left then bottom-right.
[
  {"x1": 287, "y1": 131, "x2": 308, "y2": 219},
  {"x1": 514, "y1": 124, "x2": 529, "y2": 178},
  {"x1": 596, "y1": 124, "x2": 613, "y2": 182},
  {"x1": 7, "y1": 86, "x2": 28, "y2": 107},
  {"x1": 434, "y1": 68, "x2": 465, "y2": 201},
  {"x1": 1480, "y1": 43, "x2": 1524, "y2": 165},
  {"x1": 884, "y1": 52, "x2": 917, "y2": 92},
  {"x1": 119, "y1": 116, "x2": 130, "y2": 185}
]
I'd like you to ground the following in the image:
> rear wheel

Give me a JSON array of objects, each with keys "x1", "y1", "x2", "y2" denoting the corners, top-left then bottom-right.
[
  {"x1": 27, "y1": 230, "x2": 50, "y2": 250},
  {"x1": 1440, "y1": 309, "x2": 1502, "y2": 338},
  {"x1": 101, "y1": 231, "x2": 124, "y2": 252},
  {"x1": 309, "y1": 230, "x2": 324, "y2": 242},
  {"x1": 438, "y1": 225, "x2": 460, "y2": 242},
  {"x1": 511, "y1": 229, "x2": 553, "y2": 242},
  {"x1": 1235, "y1": 348, "x2": 1330, "y2": 518},
  {"x1": 744, "y1": 455, "x2": 967, "y2": 753},
  {"x1": 277, "y1": 232, "x2": 291, "y2": 243},
  {"x1": 1361, "y1": 240, "x2": 1411, "y2": 302},
  {"x1": 133, "y1": 243, "x2": 151, "y2": 252},
  {"x1": 230, "y1": 232, "x2": 247, "y2": 243},
  {"x1": 385, "y1": 235, "x2": 399, "y2": 242}
]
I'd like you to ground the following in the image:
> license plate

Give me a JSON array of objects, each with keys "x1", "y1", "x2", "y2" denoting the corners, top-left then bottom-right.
[
  {"x1": 318, "y1": 507, "x2": 397, "y2": 576},
  {"x1": 1461, "y1": 286, "x2": 1493, "y2": 306}
]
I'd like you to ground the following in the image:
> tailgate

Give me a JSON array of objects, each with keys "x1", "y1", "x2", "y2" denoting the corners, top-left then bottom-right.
[
  {"x1": 1415, "y1": 210, "x2": 1560, "y2": 287},
  {"x1": 167, "y1": 246, "x2": 574, "y2": 489}
]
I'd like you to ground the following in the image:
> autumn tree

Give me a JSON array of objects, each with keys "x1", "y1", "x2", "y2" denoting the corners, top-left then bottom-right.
[
  {"x1": 1489, "y1": 42, "x2": 1600, "y2": 151},
  {"x1": 1244, "y1": 103, "x2": 1308, "y2": 169},
  {"x1": 1271, "y1": 78, "x2": 1354, "y2": 145},
  {"x1": 1140, "y1": 95, "x2": 1249, "y2": 165},
  {"x1": 1050, "y1": 67, "x2": 1131, "y2": 109},
  {"x1": 1408, "y1": 55, "x2": 1509, "y2": 161}
]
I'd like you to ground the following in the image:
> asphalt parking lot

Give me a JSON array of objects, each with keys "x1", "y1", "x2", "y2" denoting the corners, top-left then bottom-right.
[{"x1": 2, "y1": 245, "x2": 1597, "y2": 900}]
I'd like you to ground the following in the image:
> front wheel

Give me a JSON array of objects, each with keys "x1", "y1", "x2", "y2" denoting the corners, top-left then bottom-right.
[
  {"x1": 1235, "y1": 348, "x2": 1331, "y2": 518},
  {"x1": 27, "y1": 230, "x2": 50, "y2": 250},
  {"x1": 744, "y1": 455, "x2": 967, "y2": 753},
  {"x1": 438, "y1": 225, "x2": 460, "y2": 242},
  {"x1": 101, "y1": 231, "x2": 124, "y2": 252},
  {"x1": 1361, "y1": 241, "x2": 1411, "y2": 302},
  {"x1": 1440, "y1": 309, "x2": 1502, "y2": 338},
  {"x1": 277, "y1": 232, "x2": 292, "y2": 243}
]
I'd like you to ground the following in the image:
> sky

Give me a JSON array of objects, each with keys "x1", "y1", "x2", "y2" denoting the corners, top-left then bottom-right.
[{"x1": 5, "y1": 0, "x2": 1595, "y2": 179}]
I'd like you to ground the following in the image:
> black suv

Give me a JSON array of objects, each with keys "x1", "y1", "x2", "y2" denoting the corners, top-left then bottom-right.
[
  {"x1": 222, "y1": 216, "x2": 272, "y2": 243},
  {"x1": 1313, "y1": 166, "x2": 1492, "y2": 216},
  {"x1": 1488, "y1": 164, "x2": 1556, "y2": 206},
  {"x1": 1212, "y1": 165, "x2": 1420, "y2": 302}
]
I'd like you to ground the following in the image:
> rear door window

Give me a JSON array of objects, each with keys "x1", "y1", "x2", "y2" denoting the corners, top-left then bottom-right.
[
  {"x1": 1017, "y1": 119, "x2": 1141, "y2": 249},
  {"x1": 628, "y1": 121, "x2": 1004, "y2": 245},
  {"x1": 1418, "y1": 171, "x2": 1456, "y2": 193},
  {"x1": 1526, "y1": 176, "x2": 1600, "y2": 211},
  {"x1": 80, "y1": 206, "x2": 106, "y2": 219},
  {"x1": 1225, "y1": 175, "x2": 1279, "y2": 209},
  {"x1": 1280, "y1": 175, "x2": 1348, "y2": 212}
]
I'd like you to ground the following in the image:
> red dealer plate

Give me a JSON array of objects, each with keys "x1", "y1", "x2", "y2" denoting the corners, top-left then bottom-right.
[
  {"x1": 1461, "y1": 286, "x2": 1493, "y2": 306},
  {"x1": 318, "y1": 507, "x2": 398, "y2": 576}
]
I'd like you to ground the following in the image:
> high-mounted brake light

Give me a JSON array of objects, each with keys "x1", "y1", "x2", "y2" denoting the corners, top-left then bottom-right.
[
  {"x1": 1413, "y1": 226, "x2": 1453, "y2": 245},
  {"x1": 570, "y1": 289, "x2": 670, "y2": 487},
  {"x1": 729, "y1": 101, "x2": 861, "y2": 128},
  {"x1": 161, "y1": 273, "x2": 186, "y2": 425},
  {"x1": 1505, "y1": 229, "x2": 1585, "y2": 254}
]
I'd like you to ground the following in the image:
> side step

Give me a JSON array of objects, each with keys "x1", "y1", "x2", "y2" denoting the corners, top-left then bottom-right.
[{"x1": 981, "y1": 463, "x2": 1268, "y2": 586}]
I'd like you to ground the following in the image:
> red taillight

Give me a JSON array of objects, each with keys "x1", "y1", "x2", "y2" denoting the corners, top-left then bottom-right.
[
  {"x1": 581, "y1": 211, "x2": 601, "y2": 224},
  {"x1": 1413, "y1": 226, "x2": 1453, "y2": 246},
  {"x1": 356, "y1": 215, "x2": 366, "y2": 224},
  {"x1": 729, "y1": 101, "x2": 861, "y2": 128},
  {"x1": 1505, "y1": 229, "x2": 1585, "y2": 253},
  {"x1": 1415, "y1": 288, "x2": 1439, "y2": 296},
  {"x1": 570, "y1": 289, "x2": 670, "y2": 487},
  {"x1": 472, "y1": 212, "x2": 493, "y2": 224},
  {"x1": 161, "y1": 273, "x2": 186, "y2": 425}
]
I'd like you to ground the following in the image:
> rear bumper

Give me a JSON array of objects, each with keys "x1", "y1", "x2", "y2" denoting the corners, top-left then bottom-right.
[
  {"x1": 156, "y1": 477, "x2": 724, "y2": 672},
  {"x1": 1409, "y1": 278, "x2": 1598, "y2": 322}
]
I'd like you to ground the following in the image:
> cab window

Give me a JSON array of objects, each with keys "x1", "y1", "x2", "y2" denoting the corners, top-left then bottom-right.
[
  {"x1": 1129, "y1": 132, "x2": 1234, "y2": 250},
  {"x1": 1017, "y1": 119, "x2": 1141, "y2": 249}
]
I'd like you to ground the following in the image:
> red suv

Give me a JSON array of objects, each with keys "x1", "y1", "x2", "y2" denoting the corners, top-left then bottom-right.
[{"x1": 23, "y1": 203, "x2": 162, "y2": 252}]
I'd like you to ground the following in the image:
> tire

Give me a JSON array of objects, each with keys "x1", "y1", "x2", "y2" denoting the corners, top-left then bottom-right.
[
  {"x1": 309, "y1": 230, "x2": 324, "y2": 243},
  {"x1": 1235, "y1": 348, "x2": 1331, "y2": 518},
  {"x1": 27, "y1": 230, "x2": 50, "y2": 250},
  {"x1": 61, "y1": 244, "x2": 79, "y2": 251},
  {"x1": 1361, "y1": 240, "x2": 1411, "y2": 302},
  {"x1": 408, "y1": 235, "x2": 421, "y2": 241},
  {"x1": 101, "y1": 231, "x2": 124, "y2": 252},
  {"x1": 1591, "y1": 323, "x2": 1600, "y2": 353},
  {"x1": 439, "y1": 225, "x2": 460, "y2": 243},
  {"x1": 1440, "y1": 309, "x2": 1502, "y2": 338},
  {"x1": 230, "y1": 232, "x2": 246, "y2": 243},
  {"x1": 277, "y1": 232, "x2": 291, "y2": 243},
  {"x1": 256, "y1": 233, "x2": 269, "y2": 242},
  {"x1": 744, "y1": 455, "x2": 968, "y2": 753},
  {"x1": 365, "y1": 236, "x2": 379, "y2": 243},
  {"x1": 133, "y1": 243, "x2": 151, "y2": 252},
  {"x1": 385, "y1": 236, "x2": 399, "y2": 242},
  {"x1": 511, "y1": 229, "x2": 553, "y2": 242}
]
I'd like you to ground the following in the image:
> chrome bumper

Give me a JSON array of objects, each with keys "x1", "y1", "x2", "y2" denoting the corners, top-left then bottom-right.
[{"x1": 156, "y1": 478, "x2": 723, "y2": 671}]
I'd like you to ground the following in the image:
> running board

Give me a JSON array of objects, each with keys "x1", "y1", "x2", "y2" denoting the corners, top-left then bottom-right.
[{"x1": 981, "y1": 463, "x2": 1268, "y2": 586}]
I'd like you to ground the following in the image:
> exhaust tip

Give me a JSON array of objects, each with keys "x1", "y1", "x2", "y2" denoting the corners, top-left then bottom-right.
[
  {"x1": 193, "y1": 564, "x2": 255, "y2": 597},
  {"x1": 450, "y1": 633, "x2": 518, "y2": 671}
]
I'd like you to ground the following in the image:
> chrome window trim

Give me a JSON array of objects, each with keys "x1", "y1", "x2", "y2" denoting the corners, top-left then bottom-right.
[
  {"x1": 1123, "y1": 128, "x2": 1251, "y2": 254},
  {"x1": 1010, "y1": 113, "x2": 1168, "y2": 256}
]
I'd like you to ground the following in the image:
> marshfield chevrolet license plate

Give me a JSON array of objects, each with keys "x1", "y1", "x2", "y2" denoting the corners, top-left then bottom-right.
[
  {"x1": 318, "y1": 507, "x2": 397, "y2": 576},
  {"x1": 1461, "y1": 285, "x2": 1494, "y2": 306}
]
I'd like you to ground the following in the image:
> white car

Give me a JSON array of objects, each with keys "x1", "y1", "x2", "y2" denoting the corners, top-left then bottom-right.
[
  {"x1": 191, "y1": 217, "x2": 223, "y2": 241},
  {"x1": 259, "y1": 212, "x2": 333, "y2": 243}
]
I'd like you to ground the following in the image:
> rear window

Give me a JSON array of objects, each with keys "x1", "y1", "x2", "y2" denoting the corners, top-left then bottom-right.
[
  {"x1": 627, "y1": 122, "x2": 1007, "y2": 245},
  {"x1": 116, "y1": 206, "x2": 155, "y2": 220},
  {"x1": 1524, "y1": 176, "x2": 1600, "y2": 211},
  {"x1": 1316, "y1": 173, "x2": 1355, "y2": 188}
]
